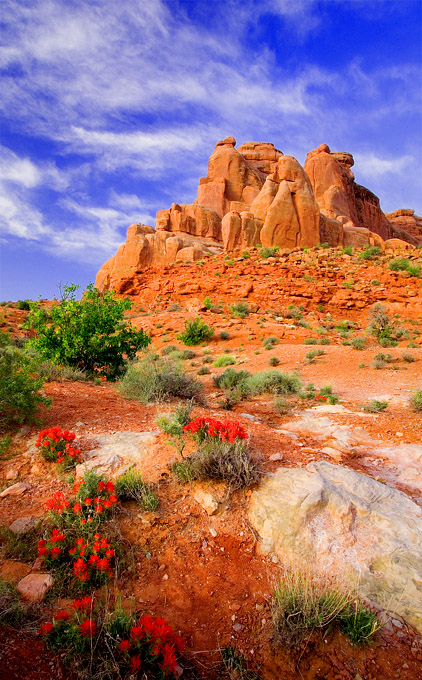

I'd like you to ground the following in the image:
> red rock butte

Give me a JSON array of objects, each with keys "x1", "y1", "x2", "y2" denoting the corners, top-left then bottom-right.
[{"x1": 95, "y1": 138, "x2": 422, "y2": 293}]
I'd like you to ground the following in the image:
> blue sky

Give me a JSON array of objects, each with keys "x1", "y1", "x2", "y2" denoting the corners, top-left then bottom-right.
[{"x1": 1, "y1": 0, "x2": 421, "y2": 300}]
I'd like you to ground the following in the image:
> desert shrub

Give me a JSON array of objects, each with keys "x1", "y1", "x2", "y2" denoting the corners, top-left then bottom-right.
[
  {"x1": 220, "y1": 330, "x2": 230, "y2": 340},
  {"x1": 16, "y1": 299, "x2": 31, "y2": 311},
  {"x1": 0, "y1": 346, "x2": 51, "y2": 429},
  {"x1": 230, "y1": 302, "x2": 250, "y2": 318},
  {"x1": 273, "y1": 395, "x2": 292, "y2": 414},
  {"x1": 180, "y1": 349, "x2": 196, "y2": 360},
  {"x1": 220, "y1": 645, "x2": 261, "y2": 679},
  {"x1": 407, "y1": 264, "x2": 422, "y2": 277},
  {"x1": 119, "y1": 356, "x2": 202, "y2": 404},
  {"x1": 351, "y1": 337, "x2": 366, "y2": 350},
  {"x1": 317, "y1": 242, "x2": 330, "y2": 249},
  {"x1": 305, "y1": 349, "x2": 325, "y2": 364},
  {"x1": 304, "y1": 338, "x2": 317, "y2": 345},
  {"x1": 243, "y1": 370, "x2": 302, "y2": 397},
  {"x1": 157, "y1": 402, "x2": 193, "y2": 457},
  {"x1": 342, "y1": 246, "x2": 353, "y2": 256},
  {"x1": 241, "y1": 250, "x2": 251, "y2": 259},
  {"x1": 358, "y1": 246, "x2": 381, "y2": 261},
  {"x1": 214, "y1": 368, "x2": 251, "y2": 391},
  {"x1": 272, "y1": 572, "x2": 350, "y2": 646},
  {"x1": 410, "y1": 389, "x2": 422, "y2": 412},
  {"x1": 213, "y1": 355, "x2": 236, "y2": 368},
  {"x1": 319, "y1": 337, "x2": 331, "y2": 345},
  {"x1": 260, "y1": 246, "x2": 279, "y2": 258},
  {"x1": 189, "y1": 438, "x2": 260, "y2": 488},
  {"x1": 367, "y1": 304, "x2": 395, "y2": 341},
  {"x1": 178, "y1": 316, "x2": 214, "y2": 345},
  {"x1": 389, "y1": 257, "x2": 410, "y2": 272},
  {"x1": 197, "y1": 366, "x2": 210, "y2": 375},
  {"x1": 362, "y1": 399, "x2": 388, "y2": 413},
  {"x1": 338, "y1": 602, "x2": 382, "y2": 645},
  {"x1": 161, "y1": 344, "x2": 178, "y2": 355},
  {"x1": 25, "y1": 284, "x2": 151, "y2": 380},
  {"x1": 378, "y1": 336, "x2": 398, "y2": 348},
  {"x1": 262, "y1": 336, "x2": 279, "y2": 350},
  {"x1": 269, "y1": 356, "x2": 280, "y2": 366},
  {"x1": 285, "y1": 306, "x2": 303, "y2": 321},
  {"x1": 202, "y1": 354, "x2": 213, "y2": 363},
  {"x1": 402, "y1": 352, "x2": 415, "y2": 363},
  {"x1": 115, "y1": 469, "x2": 158, "y2": 510},
  {"x1": 167, "y1": 303, "x2": 182, "y2": 312},
  {"x1": 203, "y1": 296, "x2": 212, "y2": 310},
  {"x1": 0, "y1": 435, "x2": 12, "y2": 459}
]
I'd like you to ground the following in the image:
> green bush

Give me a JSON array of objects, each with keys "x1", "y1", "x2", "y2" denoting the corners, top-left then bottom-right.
[
  {"x1": 260, "y1": 246, "x2": 279, "y2": 258},
  {"x1": 262, "y1": 336, "x2": 279, "y2": 350},
  {"x1": 16, "y1": 300, "x2": 31, "y2": 311},
  {"x1": 305, "y1": 349, "x2": 325, "y2": 364},
  {"x1": 0, "y1": 347, "x2": 51, "y2": 429},
  {"x1": 402, "y1": 352, "x2": 415, "y2": 363},
  {"x1": 342, "y1": 246, "x2": 353, "y2": 256},
  {"x1": 269, "y1": 356, "x2": 280, "y2": 366},
  {"x1": 161, "y1": 344, "x2": 178, "y2": 355},
  {"x1": 410, "y1": 389, "x2": 422, "y2": 412},
  {"x1": 213, "y1": 355, "x2": 236, "y2": 368},
  {"x1": 389, "y1": 257, "x2": 410, "y2": 272},
  {"x1": 304, "y1": 338, "x2": 317, "y2": 345},
  {"x1": 230, "y1": 302, "x2": 250, "y2": 318},
  {"x1": 197, "y1": 366, "x2": 210, "y2": 375},
  {"x1": 220, "y1": 330, "x2": 230, "y2": 340},
  {"x1": 115, "y1": 468, "x2": 158, "y2": 510},
  {"x1": 351, "y1": 337, "x2": 367, "y2": 350},
  {"x1": 362, "y1": 399, "x2": 388, "y2": 413},
  {"x1": 25, "y1": 284, "x2": 151, "y2": 380},
  {"x1": 178, "y1": 316, "x2": 214, "y2": 346},
  {"x1": 119, "y1": 355, "x2": 202, "y2": 403},
  {"x1": 338, "y1": 602, "x2": 381, "y2": 645},
  {"x1": 213, "y1": 368, "x2": 250, "y2": 391},
  {"x1": 244, "y1": 370, "x2": 302, "y2": 397},
  {"x1": 358, "y1": 246, "x2": 381, "y2": 261}
]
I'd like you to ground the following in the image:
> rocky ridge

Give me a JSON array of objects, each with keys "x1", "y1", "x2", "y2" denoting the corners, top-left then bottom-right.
[{"x1": 96, "y1": 137, "x2": 422, "y2": 292}]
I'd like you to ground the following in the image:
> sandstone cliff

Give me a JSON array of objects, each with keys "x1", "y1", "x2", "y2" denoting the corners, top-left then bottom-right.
[{"x1": 95, "y1": 137, "x2": 420, "y2": 293}]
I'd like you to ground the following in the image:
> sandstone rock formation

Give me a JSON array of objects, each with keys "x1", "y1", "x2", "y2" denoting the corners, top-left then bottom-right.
[
  {"x1": 95, "y1": 137, "x2": 420, "y2": 292},
  {"x1": 249, "y1": 461, "x2": 422, "y2": 633}
]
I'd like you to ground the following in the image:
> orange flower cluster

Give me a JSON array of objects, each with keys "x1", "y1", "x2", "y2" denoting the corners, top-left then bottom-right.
[
  {"x1": 45, "y1": 478, "x2": 117, "y2": 525},
  {"x1": 183, "y1": 416, "x2": 248, "y2": 443},
  {"x1": 39, "y1": 597, "x2": 96, "y2": 640},
  {"x1": 35, "y1": 426, "x2": 82, "y2": 467},
  {"x1": 37, "y1": 529, "x2": 66, "y2": 563},
  {"x1": 69, "y1": 533, "x2": 114, "y2": 584}
]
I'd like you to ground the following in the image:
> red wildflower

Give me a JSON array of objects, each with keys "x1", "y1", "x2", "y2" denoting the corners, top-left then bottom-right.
[
  {"x1": 130, "y1": 655, "x2": 142, "y2": 671},
  {"x1": 78, "y1": 619, "x2": 97, "y2": 637},
  {"x1": 54, "y1": 611, "x2": 70, "y2": 622},
  {"x1": 72, "y1": 596, "x2": 92, "y2": 611},
  {"x1": 39, "y1": 622, "x2": 53, "y2": 636},
  {"x1": 159, "y1": 642, "x2": 177, "y2": 674},
  {"x1": 119, "y1": 639, "x2": 131, "y2": 653}
]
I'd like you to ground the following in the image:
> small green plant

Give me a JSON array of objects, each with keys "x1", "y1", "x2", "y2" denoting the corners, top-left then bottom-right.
[
  {"x1": 338, "y1": 601, "x2": 382, "y2": 645},
  {"x1": 319, "y1": 337, "x2": 331, "y2": 345},
  {"x1": 402, "y1": 352, "x2": 415, "y2": 363},
  {"x1": 362, "y1": 399, "x2": 388, "y2": 413},
  {"x1": 371, "y1": 280, "x2": 380, "y2": 286},
  {"x1": 202, "y1": 354, "x2": 213, "y2": 363},
  {"x1": 25, "y1": 284, "x2": 151, "y2": 380},
  {"x1": 220, "y1": 645, "x2": 260, "y2": 679},
  {"x1": 410, "y1": 388, "x2": 422, "y2": 412},
  {"x1": 230, "y1": 302, "x2": 250, "y2": 318},
  {"x1": 305, "y1": 349, "x2": 325, "y2": 364},
  {"x1": 269, "y1": 356, "x2": 280, "y2": 366},
  {"x1": 367, "y1": 304, "x2": 395, "y2": 343},
  {"x1": 342, "y1": 246, "x2": 353, "y2": 256},
  {"x1": 0, "y1": 578, "x2": 33, "y2": 628},
  {"x1": 262, "y1": 336, "x2": 279, "y2": 350},
  {"x1": 16, "y1": 299, "x2": 31, "y2": 311},
  {"x1": 171, "y1": 459, "x2": 193, "y2": 483},
  {"x1": 203, "y1": 296, "x2": 212, "y2": 310},
  {"x1": 119, "y1": 355, "x2": 202, "y2": 403},
  {"x1": 178, "y1": 317, "x2": 214, "y2": 346},
  {"x1": 316, "y1": 385, "x2": 339, "y2": 404},
  {"x1": 156, "y1": 402, "x2": 193, "y2": 457},
  {"x1": 358, "y1": 246, "x2": 381, "y2": 261},
  {"x1": 188, "y1": 438, "x2": 260, "y2": 488},
  {"x1": 0, "y1": 347, "x2": 51, "y2": 428},
  {"x1": 304, "y1": 338, "x2": 317, "y2": 345},
  {"x1": 241, "y1": 251, "x2": 251, "y2": 259},
  {"x1": 213, "y1": 355, "x2": 236, "y2": 368},
  {"x1": 260, "y1": 246, "x2": 279, "y2": 258},
  {"x1": 273, "y1": 395, "x2": 292, "y2": 414},
  {"x1": 317, "y1": 242, "x2": 330, "y2": 249},
  {"x1": 220, "y1": 330, "x2": 230, "y2": 340},
  {"x1": 0, "y1": 435, "x2": 12, "y2": 458},
  {"x1": 389, "y1": 257, "x2": 410, "y2": 272},
  {"x1": 115, "y1": 468, "x2": 158, "y2": 510},
  {"x1": 197, "y1": 366, "x2": 210, "y2": 375}
]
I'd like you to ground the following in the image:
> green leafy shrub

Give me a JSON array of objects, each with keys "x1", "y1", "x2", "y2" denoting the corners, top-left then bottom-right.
[
  {"x1": 16, "y1": 300, "x2": 31, "y2": 311},
  {"x1": 241, "y1": 251, "x2": 251, "y2": 259},
  {"x1": 119, "y1": 355, "x2": 202, "y2": 403},
  {"x1": 115, "y1": 468, "x2": 158, "y2": 510},
  {"x1": 213, "y1": 355, "x2": 236, "y2": 368},
  {"x1": 0, "y1": 347, "x2": 51, "y2": 428},
  {"x1": 203, "y1": 296, "x2": 212, "y2": 310},
  {"x1": 273, "y1": 395, "x2": 292, "y2": 414},
  {"x1": 197, "y1": 366, "x2": 210, "y2": 375},
  {"x1": 402, "y1": 352, "x2": 415, "y2": 363},
  {"x1": 342, "y1": 246, "x2": 353, "y2": 256},
  {"x1": 25, "y1": 284, "x2": 151, "y2": 380},
  {"x1": 260, "y1": 246, "x2": 279, "y2": 258},
  {"x1": 316, "y1": 385, "x2": 339, "y2": 404},
  {"x1": 220, "y1": 330, "x2": 230, "y2": 340},
  {"x1": 230, "y1": 302, "x2": 250, "y2": 318},
  {"x1": 161, "y1": 344, "x2": 178, "y2": 355},
  {"x1": 362, "y1": 399, "x2": 388, "y2": 413},
  {"x1": 214, "y1": 368, "x2": 250, "y2": 391},
  {"x1": 358, "y1": 246, "x2": 381, "y2": 261},
  {"x1": 269, "y1": 356, "x2": 280, "y2": 366},
  {"x1": 189, "y1": 438, "x2": 260, "y2": 488},
  {"x1": 367, "y1": 304, "x2": 395, "y2": 342},
  {"x1": 351, "y1": 337, "x2": 367, "y2": 350},
  {"x1": 305, "y1": 349, "x2": 325, "y2": 364},
  {"x1": 157, "y1": 402, "x2": 192, "y2": 457},
  {"x1": 178, "y1": 316, "x2": 214, "y2": 345},
  {"x1": 304, "y1": 338, "x2": 317, "y2": 345},
  {"x1": 389, "y1": 257, "x2": 410, "y2": 271},
  {"x1": 243, "y1": 370, "x2": 302, "y2": 397}
]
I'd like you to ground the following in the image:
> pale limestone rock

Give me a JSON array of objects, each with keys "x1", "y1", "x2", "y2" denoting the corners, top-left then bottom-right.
[
  {"x1": 76, "y1": 431, "x2": 159, "y2": 481},
  {"x1": 193, "y1": 488, "x2": 219, "y2": 515},
  {"x1": 17, "y1": 573, "x2": 54, "y2": 601},
  {"x1": 0, "y1": 482, "x2": 29, "y2": 497},
  {"x1": 9, "y1": 516, "x2": 37, "y2": 535},
  {"x1": 249, "y1": 461, "x2": 422, "y2": 633}
]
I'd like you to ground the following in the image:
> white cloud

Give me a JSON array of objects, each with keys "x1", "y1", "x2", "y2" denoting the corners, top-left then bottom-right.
[{"x1": 354, "y1": 153, "x2": 414, "y2": 177}]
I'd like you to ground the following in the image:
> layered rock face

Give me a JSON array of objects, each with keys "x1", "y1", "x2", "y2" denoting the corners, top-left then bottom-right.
[
  {"x1": 95, "y1": 137, "x2": 420, "y2": 292},
  {"x1": 249, "y1": 461, "x2": 422, "y2": 633}
]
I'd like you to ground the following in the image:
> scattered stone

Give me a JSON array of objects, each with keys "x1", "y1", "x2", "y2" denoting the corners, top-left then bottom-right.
[
  {"x1": 0, "y1": 482, "x2": 29, "y2": 497},
  {"x1": 17, "y1": 573, "x2": 53, "y2": 601},
  {"x1": 269, "y1": 453, "x2": 284, "y2": 461},
  {"x1": 233, "y1": 623, "x2": 243, "y2": 632},
  {"x1": 75, "y1": 431, "x2": 159, "y2": 480},
  {"x1": 9, "y1": 516, "x2": 37, "y2": 535},
  {"x1": 209, "y1": 527, "x2": 217, "y2": 537},
  {"x1": 193, "y1": 488, "x2": 219, "y2": 515}
]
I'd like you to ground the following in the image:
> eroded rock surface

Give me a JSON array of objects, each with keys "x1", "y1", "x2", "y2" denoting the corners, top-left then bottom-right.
[{"x1": 249, "y1": 461, "x2": 422, "y2": 633}]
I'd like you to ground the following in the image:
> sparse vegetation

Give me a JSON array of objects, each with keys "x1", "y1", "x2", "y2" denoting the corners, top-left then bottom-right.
[
  {"x1": 220, "y1": 330, "x2": 230, "y2": 340},
  {"x1": 262, "y1": 336, "x2": 279, "y2": 350},
  {"x1": 213, "y1": 354, "x2": 236, "y2": 367},
  {"x1": 410, "y1": 389, "x2": 422, "y2": 412},
  {"x1": 119, "y1": 355, "x2": 202, "y2": 403},
  {"x1": 178, "y1": 316, "x2": 214, "y2": 346},
  {"x1": 230, "y1": 302, "x2": 250, "y2": 318},
  {"x1": 269, "y1": 356, "x2": 280, "y2": 366},
  {"x1": 115, "y1": 468, "x2": 158, "y2": 510},
  {"x1": 362, "y1": 399, "x2": 388, "y2": 413},
  {"x1": 260, "y1": 246, "x2": 279, "y2": 258}
]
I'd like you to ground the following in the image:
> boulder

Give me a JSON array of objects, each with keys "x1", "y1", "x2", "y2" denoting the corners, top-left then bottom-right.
[
  {"x1": 237, "y1": 141, "x2": 283, "y2": 176},
  {"x1": 76, "y1": 431, "x2": 159, "y2": 481},
  {"x1": 249, "y1": 461, "x2": 422, "y2": 633},
  {"x1": 0, "y1": 482, "x2": 29, "y2": 497},
  {"x1": 9, "y1": 516, "x2": 37, "y2": 535},
  {"x1": 221, "y1": 211, "x2": 262, "y2": 251},
  {"x1": 17, "y1": 573, "x2": 53, "y2": 602}
]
